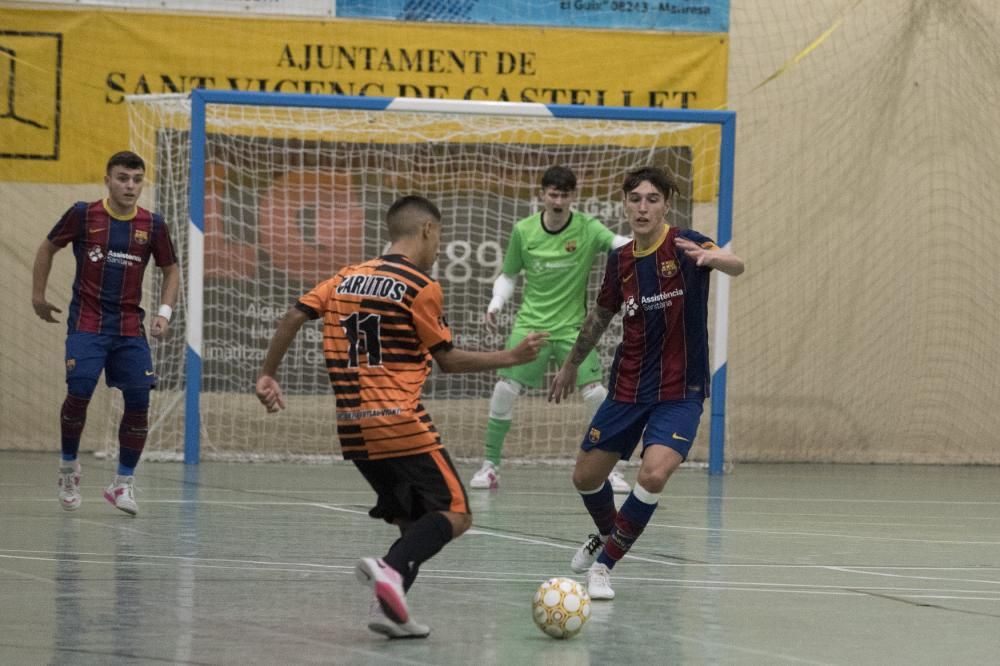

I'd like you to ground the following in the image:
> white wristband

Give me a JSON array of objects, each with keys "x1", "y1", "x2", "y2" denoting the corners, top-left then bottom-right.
[{"x1": 157, "y1": 304, "x2": 173, "y2": 322}]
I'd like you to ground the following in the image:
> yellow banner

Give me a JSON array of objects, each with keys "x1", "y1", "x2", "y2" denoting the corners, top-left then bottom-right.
[{"x1": 0, "y1": 8, "x2": 728, "y2": 183}]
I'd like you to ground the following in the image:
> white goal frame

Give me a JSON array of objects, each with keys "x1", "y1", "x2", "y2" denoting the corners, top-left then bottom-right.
[{"x1": 180, "y1": 89, "x2": 737, "y2": 473}]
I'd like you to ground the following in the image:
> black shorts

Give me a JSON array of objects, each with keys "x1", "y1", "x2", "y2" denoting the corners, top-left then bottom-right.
[{"x1": 353, "y1": 448, "x2": 470, "y2": 524}]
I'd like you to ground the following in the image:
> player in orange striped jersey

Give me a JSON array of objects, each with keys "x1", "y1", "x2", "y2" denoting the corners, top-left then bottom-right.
[{"x1": 256, "y1": 195, "x2": 547, "y2": 639}]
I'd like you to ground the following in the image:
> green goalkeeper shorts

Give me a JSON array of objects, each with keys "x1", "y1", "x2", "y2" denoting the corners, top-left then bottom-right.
[{"x1": 497, "y1": 329, "x2": 604, "y2": 389}]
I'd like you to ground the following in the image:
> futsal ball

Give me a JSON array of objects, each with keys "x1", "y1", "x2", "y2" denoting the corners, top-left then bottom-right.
[{"x1": 532, "y1": 577, "x2": 591, "y2": 639}]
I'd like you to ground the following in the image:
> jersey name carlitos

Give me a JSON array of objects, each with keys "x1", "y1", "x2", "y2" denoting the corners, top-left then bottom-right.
[
  {"x1": 502, "y1": 211, "x2": 615, "y2": 341},
  {"x1": 296, "y1": 254, "x2": 453, "y2": 461},
  {"x1": 597, "y1": 226, "x2": 718, "y2": 403},
  {"x1": 47, "y1": 200, "x2": 177, "y2": 337}
]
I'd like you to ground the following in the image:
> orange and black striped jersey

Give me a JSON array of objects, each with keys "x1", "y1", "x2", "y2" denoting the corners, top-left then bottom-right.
[{"x1": 296, "y1": 254, "x2": 453, "y2": 461}]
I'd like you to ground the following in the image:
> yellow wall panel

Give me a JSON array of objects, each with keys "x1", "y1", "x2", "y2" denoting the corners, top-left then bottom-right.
[{"x1": 0, "y1": 8, "x2": 728, "y2": 183}]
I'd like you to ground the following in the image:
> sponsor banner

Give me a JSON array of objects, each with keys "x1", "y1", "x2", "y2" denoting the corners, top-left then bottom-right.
[
  {"x1": 0, "y1": 8, "x2": 727, "y2": 183},
  {"x1": 338, "y1": 0, "x2": 729, "y2": 33},
  {"x1": 25, "y1": 0, "x2": 334, "y2": 16}
]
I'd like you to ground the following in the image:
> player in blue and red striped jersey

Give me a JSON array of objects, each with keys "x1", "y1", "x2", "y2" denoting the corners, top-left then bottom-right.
[
  {"x1": 31, "y1": 151, "x2": 180, "y2": 516},
  {"x1": 549, "y1": 166, "x2": 744, "y2": 600}
]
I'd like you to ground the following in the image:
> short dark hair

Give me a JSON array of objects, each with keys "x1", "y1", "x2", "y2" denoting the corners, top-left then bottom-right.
[
  {"x1": 622, "y1": 166, "x2": 675, "y2": 200},
  {"x1": 540, "y1": 165, "x2": 577, "y2": 192},
  {"x1": 106, "y1": 151, "x2": 145, "y2": 174},
  {"x1": 386, "y1": 195, "x2": 442, "y2": 240}
]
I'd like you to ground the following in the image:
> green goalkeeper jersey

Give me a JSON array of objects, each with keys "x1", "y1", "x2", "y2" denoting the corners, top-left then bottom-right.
[{"x1": 502, "y1": 211, "x2": 615, "y2": 341}]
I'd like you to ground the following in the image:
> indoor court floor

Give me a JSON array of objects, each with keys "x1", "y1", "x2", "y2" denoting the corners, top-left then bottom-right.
[{"x1": 1, "y1": 451, "x2": 998, "y2": 665}]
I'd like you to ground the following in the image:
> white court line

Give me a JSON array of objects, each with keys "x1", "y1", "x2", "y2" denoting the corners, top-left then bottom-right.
[
  {"x1": 234, "y1": 489, "x2": 375, "y2": 495},
  {"x1": 466, "y1": 525, "x2": 687, "y2": 567},
  {"x1": 712, "y1": 508, "x2": 1000, "y2": 521},
  {"x1": 666, "y1": 494, "x2": 1000, "y2": 506},
  {"x1": 0, "y1": 550, "x2": 347, "y2": 571},
  {"x1": 303, "y1": 503, "x2": 1000, "y2": 566},
  {"x1": 3, "y1": 552, "x2": 997, "y2": 603},
  {"x1": 0, "y1": 564, "x2": 60, "y2": 585},
  {"x1": 5, "y1": 551, "x2": 997, "y2": 603},
  {"x1": 825, "y1": 566, "x2": 1000, "y2": 586},
  {"x1": 459, "y1": 491, "x2": 1000, "y2": 506},
  {"x1": 408, "y1": 567, "x2": 1000, "y2": 598},
  {"x1": 705, "y1": 513, "x2": 1000, "y2": 527},
  {"x1": 0, "y1": 498, "x2": 369, "y2": 505},
  {"x1": 5, "y1": 547, "x2": 995, "y2": 572},
  {"x1": 644, "y1": 521, "x2": 1000, "y2": 546},
  {"x1": 308, "y1": 502, "x2": 370, "y2": 516}
]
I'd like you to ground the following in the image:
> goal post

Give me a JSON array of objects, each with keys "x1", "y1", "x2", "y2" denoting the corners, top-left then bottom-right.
[{"x1": 126, "y1": 89, "x2": 736, "y2": 473}]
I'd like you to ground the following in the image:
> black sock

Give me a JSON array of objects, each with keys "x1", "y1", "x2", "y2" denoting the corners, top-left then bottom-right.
[
  {"x1": 383, "y1": 512, "x2": 454, "y2": 590},
  {"x1": 385, "y1": 535, "x2": 420, "y2": 591}
]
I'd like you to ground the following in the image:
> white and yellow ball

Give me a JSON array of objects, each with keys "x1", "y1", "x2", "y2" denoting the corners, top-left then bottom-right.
[{"x1": 532, "y1": 577, "x2": 592, "y2": 639}]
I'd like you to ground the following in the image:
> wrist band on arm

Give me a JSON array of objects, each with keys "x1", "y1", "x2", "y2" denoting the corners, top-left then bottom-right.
[{"x1": 157, "y1": 304, "x2": 173, "y2": 322}]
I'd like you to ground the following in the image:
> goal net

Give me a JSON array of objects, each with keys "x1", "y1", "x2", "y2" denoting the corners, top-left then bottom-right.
[{"x1": 121, "y1": 91, "x2": 734, "y2": 467}]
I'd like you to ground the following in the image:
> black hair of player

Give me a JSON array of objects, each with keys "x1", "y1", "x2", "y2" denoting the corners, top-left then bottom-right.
[
  {"x1": 386, "y1": 195, "x2": 442, "y2": 241},
  {"x1": 106, "y1": 151, "x2": 146, "y2": 174},
  {"x1": 622, "y1": 166, "x2": 675, "y2": 200},
  {"x1": 540, "y1": 165, "x2": 577, "y2": 192}
]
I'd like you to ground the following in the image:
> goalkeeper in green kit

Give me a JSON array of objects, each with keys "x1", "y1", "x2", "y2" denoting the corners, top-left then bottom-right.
[{"x1": 470, "y1": 166, "x2": 632, "y2": 492}]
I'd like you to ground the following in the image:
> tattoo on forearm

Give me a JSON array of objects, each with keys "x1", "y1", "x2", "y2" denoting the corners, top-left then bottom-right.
[{"x1": 569, "y1": 306, "x2": 615, "y2": 366}]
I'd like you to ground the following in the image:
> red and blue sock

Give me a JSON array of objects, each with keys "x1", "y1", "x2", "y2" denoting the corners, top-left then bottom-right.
[
  {"x1": 597, "y1": 484, "x2": 660, "y2": 570},
  {"x1": 60, "y1": 394, "x2": 90, "y2": 461},
  {"x1": 117, "y1": 389, "x2": 150, "y2": 476}
]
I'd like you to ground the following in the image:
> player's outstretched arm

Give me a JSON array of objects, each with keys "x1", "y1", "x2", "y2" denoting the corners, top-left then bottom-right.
[
  {"x1": 31, "y1": 240, "x2": 63, "y2": 323},
  {"x1": 433, "y1": 331, "x2": 548, "y2": 373},
  {"x1": 150, "y1": 262, "x2": 180, "y2": 338},
  {"x1": 549, "y1": 304, "x2": 616, "y2": 404},
  {"x1": 256, "y1": 307, "x2": 310, "y2": 412},
  {"x1": 674, "y1": 237, "x2": 745, "y2": 276}
]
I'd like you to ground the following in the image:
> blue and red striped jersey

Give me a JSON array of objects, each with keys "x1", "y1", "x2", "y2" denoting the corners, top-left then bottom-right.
[
  {"x1": 47, "y1": 200, "x2": 178, "y2": 337},
  {"x1": 597, "y1": 226, "x2": 718, "y2": 403}
]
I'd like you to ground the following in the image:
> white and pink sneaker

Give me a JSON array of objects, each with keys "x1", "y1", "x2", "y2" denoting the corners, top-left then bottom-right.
[
  {"x1": 355, "y1": 557, "x2": 410, "y2": 625},
  {"x1": 103, "y1": 475, "x2": 138, "y2": 516},
  {"x1": 367, "y1": 599, "x2": 430, "y2": 639},
  {"x1": 469, "y1": 461, "x2": 499, "y2": 490}
]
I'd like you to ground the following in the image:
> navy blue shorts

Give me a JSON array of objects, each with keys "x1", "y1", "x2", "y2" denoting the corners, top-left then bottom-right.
[
  {"x1": 582, "y1": 398, "x2": 705, "y2": 461},
  {"x1": 65, "y1": 333, "x2": 156, "y2": 390}
]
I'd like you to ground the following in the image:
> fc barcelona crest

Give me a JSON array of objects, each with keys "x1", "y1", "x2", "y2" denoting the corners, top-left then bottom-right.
[
  {"x1": 660, "y1": 259, "x2": 678, "y2": 278},
  {"x1": 564, "y1": 239, "x2": 577, "y2": 253},
  {"x1": 589, "y1": 427, "x2": 601, "y2": 443},
  {"x1": 134, "y1": 229, "x2": 149, "y2": 245}
]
